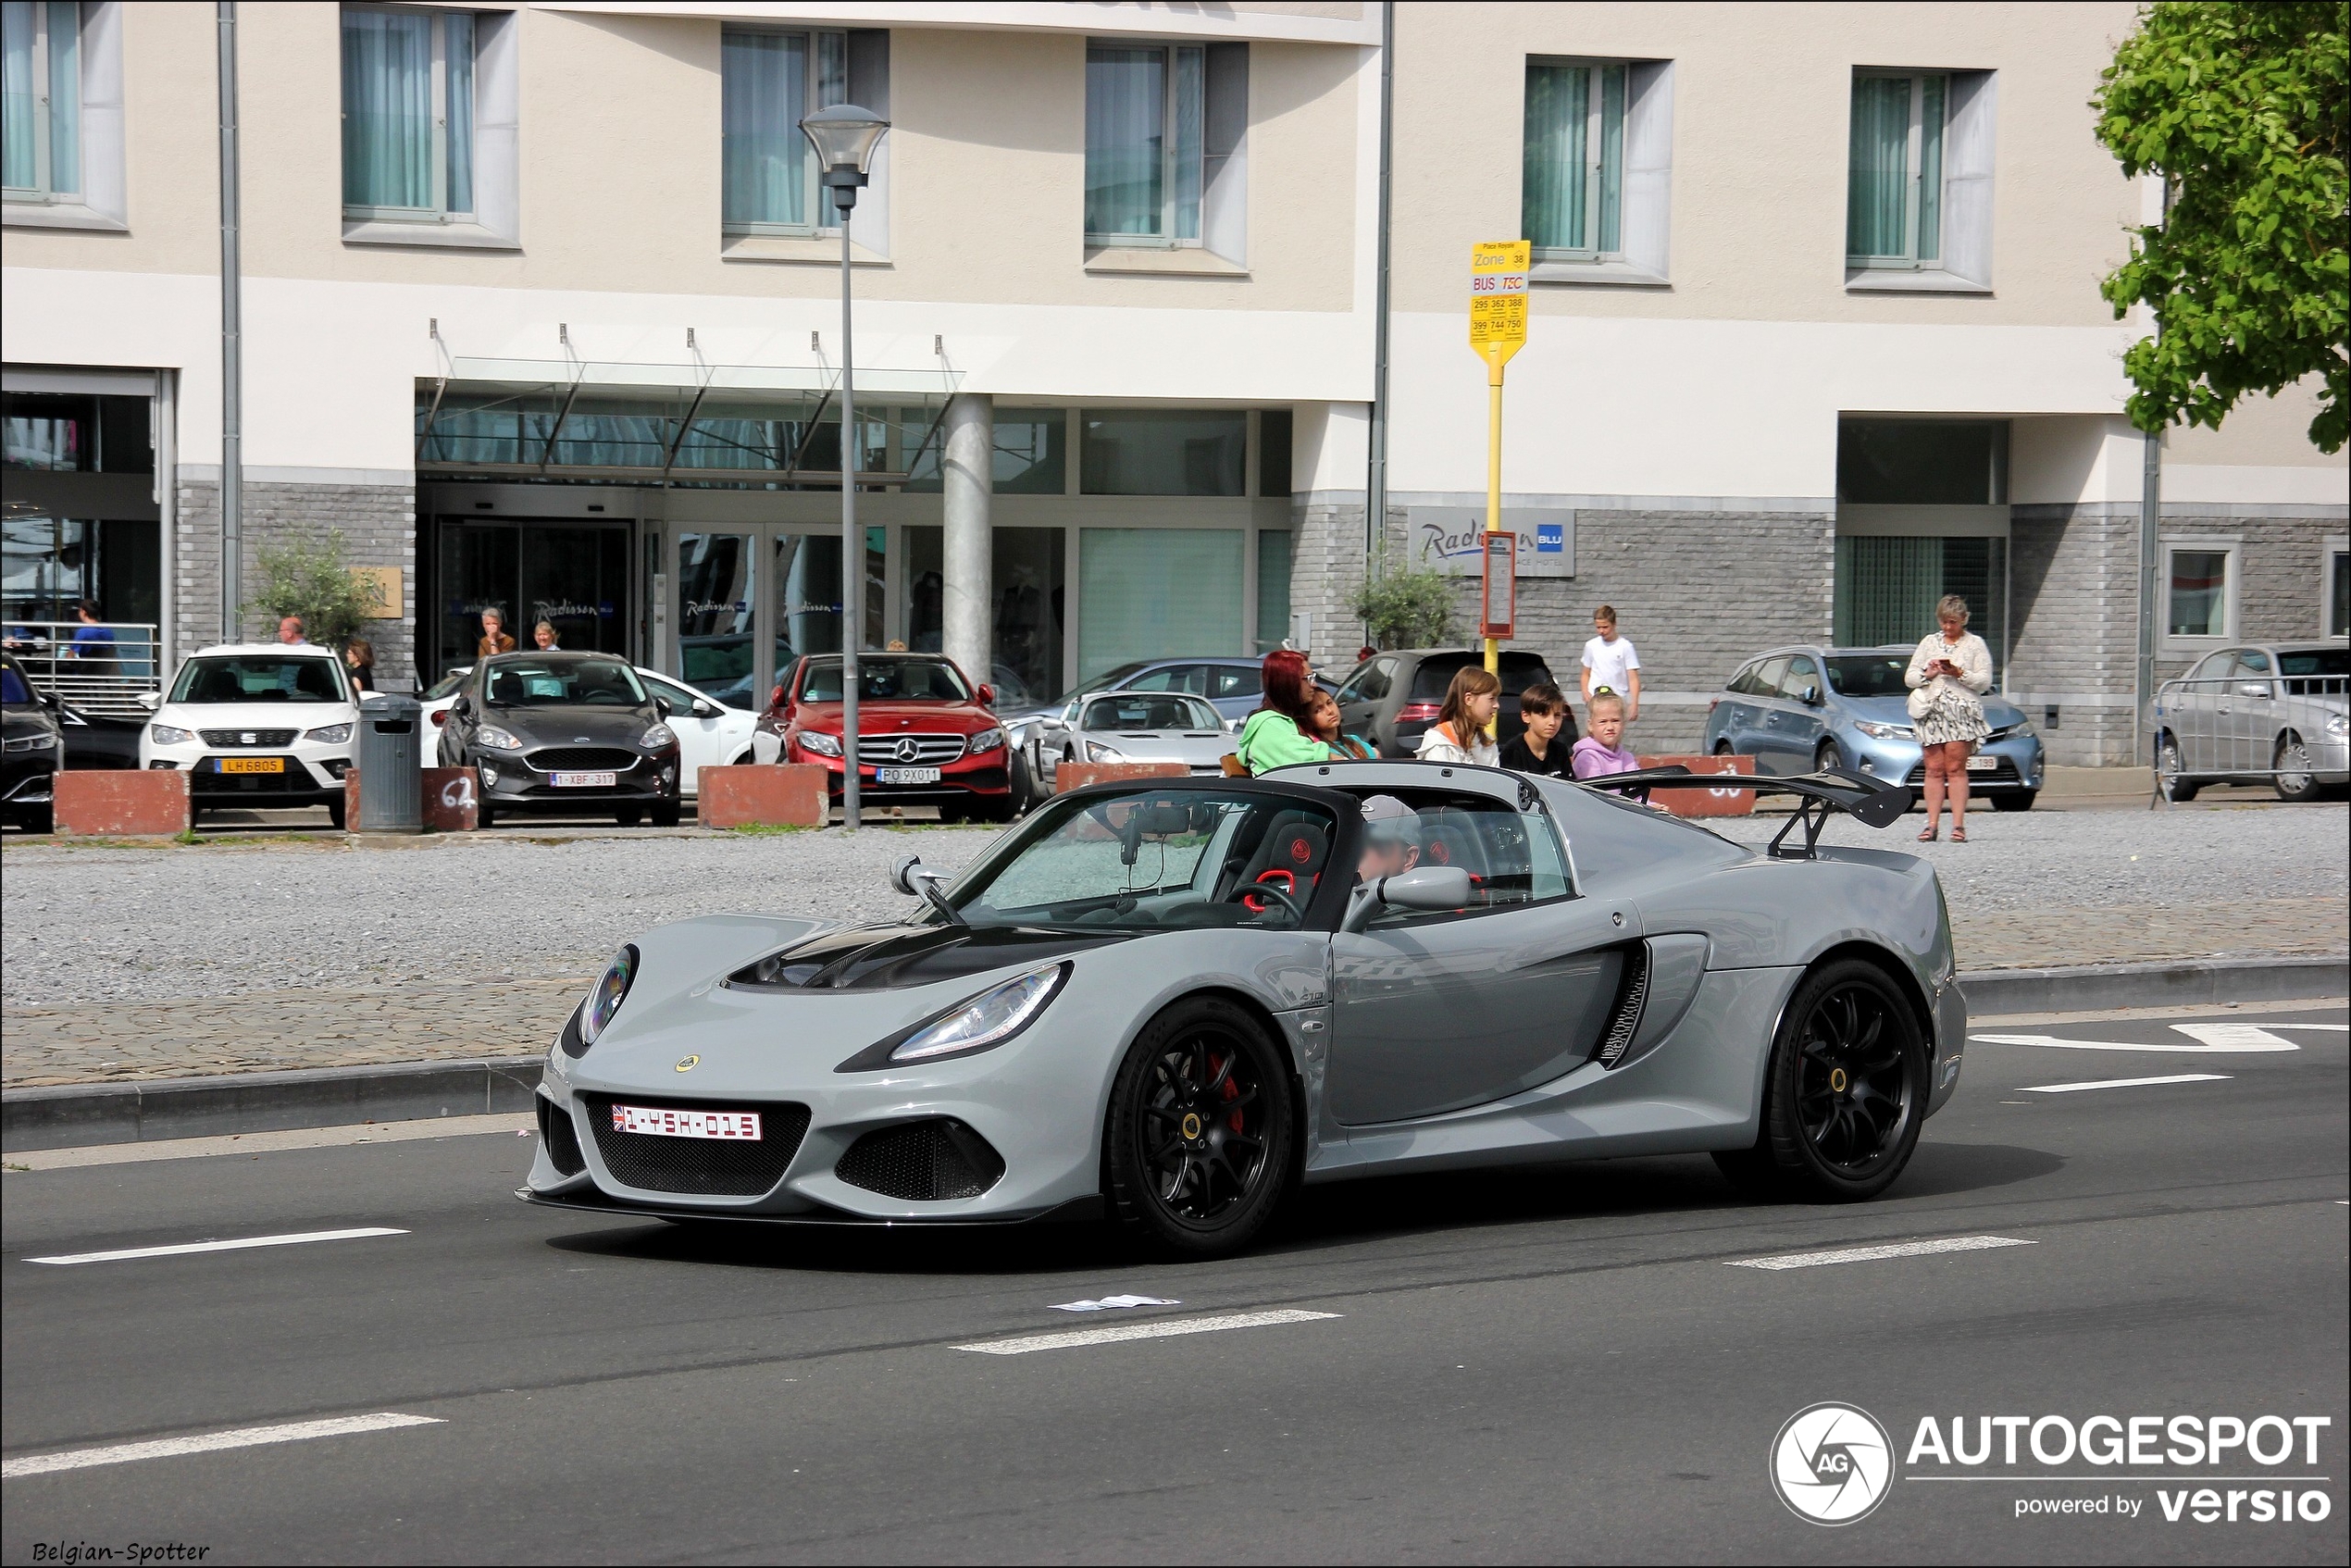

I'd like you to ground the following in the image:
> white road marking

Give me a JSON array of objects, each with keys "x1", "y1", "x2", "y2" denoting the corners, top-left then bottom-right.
[
  {"x1": 1048, "y1": 1294, "x2": 1182, "y2": 1313},
  {"x1": 6, "y1": 1114, "x2": 534, "y2": 1172},
  {"x1": 2021, "y1": 1074, "x2": 2232, "y2": 1094},
  {"x1": 958, "y1": 1308, "x2": 1339, "y2": 1355},
  {"x1": 1969, "y1": 999, "x2": 2347, "y2": 1027},
  {"x1": 1726, "y1": 1236, "x2": 2034, "y2": 1271},
  {"x1": 25, "y1": 1227, "x2": 406, "y2": 1266},
  {"x1": 1972, "y1": 1021, "x2": 2303, "y2": 1054},
  {"x1": 2270, "y1": 1023, "x2": 2349, "y2": 1031},
  {"x1": 2, "y1": 1413, "x2": 442, "y2": 1479}
]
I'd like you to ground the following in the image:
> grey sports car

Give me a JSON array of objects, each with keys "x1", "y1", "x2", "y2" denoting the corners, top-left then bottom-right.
[
  {"x1": 1034, "y1": 690, "x2": 1236, "y2": 785},
  {"x1": 522, "y1": 761, "x2": 1961, "y2": 1256}
]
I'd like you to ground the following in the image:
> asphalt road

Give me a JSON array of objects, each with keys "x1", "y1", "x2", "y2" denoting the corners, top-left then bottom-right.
[{"x1": 4, "y1": 998, "x2": 2345, "y2": 1565}]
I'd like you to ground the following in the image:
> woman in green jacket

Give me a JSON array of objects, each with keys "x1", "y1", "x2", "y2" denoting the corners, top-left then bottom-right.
[{"x1": 1234, "y1": 650, "x2": 1327, "y2": 773}]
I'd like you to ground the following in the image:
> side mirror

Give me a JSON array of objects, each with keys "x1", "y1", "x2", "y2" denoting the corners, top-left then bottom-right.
[
  {"x1": 1799, "y1": 685, "x2": 1822, "y2": 706},
  {"x1": 453, "y1": 696, "x2": 473, "y2": 719},
  {"x1": 654, "y1": 695, "x2": 676, "y2": 717},
  {"x1": 2237, "y1": 682, "x2": 2272, "y2": 699},
  {"x1": 136, "y1": 691, "x2": 162, "y2": 712},
  {"x1": 891, "y1": 853, "x2": 966, "y2": 925},
  {"x1": 1343, "y1": 865, "x2": 1474, "y2": 932},
  {"x1": 889, "y1": 853, "x2": 923, "y2": 896},
  {"x1": 976, "y1": 684, "x2": 995, "y2": 707},
  {"x1": 691, "y1": 699, "x2": 719, "y2": 719}
]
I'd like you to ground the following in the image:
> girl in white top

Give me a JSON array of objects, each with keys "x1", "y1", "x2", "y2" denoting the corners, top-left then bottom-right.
[
  {"x1": 1415, "y1": 665, "x2": 1501, "y2": 765},
  {"x1": 1904, "y1": 594, "x2": 1995, "y2": 843}
]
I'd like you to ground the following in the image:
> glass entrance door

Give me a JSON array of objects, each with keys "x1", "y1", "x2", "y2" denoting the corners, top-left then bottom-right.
[
  {"x1": 434, "y1": 520, "x2": 631, "y2": 677},
  {"x1": 663, "y1": 524, "x2": 883, "y2": 706}
]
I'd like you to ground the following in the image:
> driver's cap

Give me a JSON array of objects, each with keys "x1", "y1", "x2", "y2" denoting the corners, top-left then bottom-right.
[{"x1": 1360, "y1": 793, "x2": 1418, "y2": 845}]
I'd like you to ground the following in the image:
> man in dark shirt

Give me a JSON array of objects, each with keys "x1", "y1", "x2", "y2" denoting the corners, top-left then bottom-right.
[{"x1": 1499, "y1": 681, "x2": 1578, "y2": 778}]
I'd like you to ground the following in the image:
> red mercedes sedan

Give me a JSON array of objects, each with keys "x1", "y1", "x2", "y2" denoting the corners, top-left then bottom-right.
[{"x1": 763, "y1": 653, "x2": 1014, "y2": 822}]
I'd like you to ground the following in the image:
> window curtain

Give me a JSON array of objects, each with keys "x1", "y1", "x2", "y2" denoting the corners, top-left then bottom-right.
[
  {"x1": 443, "y1": 11, "x2": 474, "y2": 215},
  {"x1": 2, "y1": 3, "x2": 35, "y2": 191},
  {"x1": 1255, "y1": 529, "x2": 1292, "y2": 653},
  {"x1": 1078, "y1": 529, "x2": 1243, "y2": 680},
  {"x1": 4, "y1": 0, "x2": 77, "y2": 193},
  {"x1": 2168, "y1": 552, "x2": 2228, "y2": 637},
  {"x1": 1596, "y1": 64, "x2": 1623, "y2": 253},
  {"x1": 1523, "y1": 63, "x2": 1588, "y2": 250},
  {"x1": 1914, "y1": 74, "x2": 1945, "y2": 261},
  {"x1": 1171, "y1": 45, "x2": 1202, "y2": 241},
  {"x1": 814, "y1": 31, "x2": 848, "y2": 228},
  {"x1": 1834, "y1": 536, "x2": 1944, "y2": 648},
  {"x1": 1086, "y1": 45, "x2": 1163, "y2": 237},
  {"x1": 723, "y1": 31, "x2": 809, "y2": 228},
  {"x1": 1847, "y1": 76, "x2": 1911, "y2": 258},
  {"x1": 342, "y1": 8, "x2": 434, "y2": 210}
]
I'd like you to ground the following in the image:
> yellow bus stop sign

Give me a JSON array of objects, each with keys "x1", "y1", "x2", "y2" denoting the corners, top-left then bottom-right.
[{"x1": 1468, "y1": 240, "x2": 1530, "y2": 371}]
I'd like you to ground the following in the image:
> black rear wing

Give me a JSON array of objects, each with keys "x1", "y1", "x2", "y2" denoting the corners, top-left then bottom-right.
[{"x1": 1581, "y1": 765, "x2": 1911, "y2": 859}]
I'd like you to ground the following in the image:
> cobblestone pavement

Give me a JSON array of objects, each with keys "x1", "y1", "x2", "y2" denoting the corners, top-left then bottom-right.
[{"x1": 4, "y1": 805, "x2": 2343, "y2": 1089}]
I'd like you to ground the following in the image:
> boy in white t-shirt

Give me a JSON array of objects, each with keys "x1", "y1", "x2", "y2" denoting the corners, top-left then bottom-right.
[{"x1": 1579, "y1": 605, "x2": 1640, "y2": 722}]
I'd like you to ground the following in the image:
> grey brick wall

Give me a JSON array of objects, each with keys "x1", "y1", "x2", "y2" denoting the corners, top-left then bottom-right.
[
  {"x1": 2009, "y1": 504, "x2": 2139, "y2": 766},
  {"x1": 2171, "y1": 507, "x2": 2346, "y2": 648},
  {"x1": 168, "y1": 474, "x2": 417, "y2": 689}
]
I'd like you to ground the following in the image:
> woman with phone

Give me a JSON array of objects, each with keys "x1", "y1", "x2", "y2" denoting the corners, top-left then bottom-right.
[{"x1": 1905, "y1": 595, "x2": 1995, "y2": 842}]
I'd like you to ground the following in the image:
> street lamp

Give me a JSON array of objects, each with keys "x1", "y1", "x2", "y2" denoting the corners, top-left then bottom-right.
[{"x1": 801, "y1": 103, "x2": 889, "y2": 831}]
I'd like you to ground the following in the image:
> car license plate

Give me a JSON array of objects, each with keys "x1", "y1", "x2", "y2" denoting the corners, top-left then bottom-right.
[
  {"x1": 875, "y1": 766, "x2": 940, "y2": 785},
  {"x1": 554, "y1": 771, "x2": 617, "y2": 788},
  {"x1": 1966, "y1": 755, "x2": 1997, "y2": 772},
  {"x1": 219, "y1": 756, "x2": 283, "y2": 774},
  {"x1": 610, "y1": 1104, "x2": 762, "y2": 1140}
]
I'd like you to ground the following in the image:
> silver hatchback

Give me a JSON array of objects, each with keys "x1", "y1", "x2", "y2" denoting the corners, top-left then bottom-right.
[{"x1": 2148, "y1": 641, "x2": 2349, "y2": 802}]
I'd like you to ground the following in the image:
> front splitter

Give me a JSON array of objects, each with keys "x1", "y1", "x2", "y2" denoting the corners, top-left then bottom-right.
[{"x1": 516, "y1": 1186, "x2": 1104, "y2": 1227}]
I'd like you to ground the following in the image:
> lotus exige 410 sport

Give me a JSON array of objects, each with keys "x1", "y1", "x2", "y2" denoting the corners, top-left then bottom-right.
[{"x1": 522, "y1": 761, "x2": 1958, "y2": 1256}]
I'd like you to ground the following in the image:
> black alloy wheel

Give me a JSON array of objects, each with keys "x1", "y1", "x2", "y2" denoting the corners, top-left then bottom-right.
[
  {"x1": 1714, "y1": 958, "x2": 1927, "y2": 1202},
  {"x1": 1105, "y1": 995, "x2": 1294, "y2": 1257}
]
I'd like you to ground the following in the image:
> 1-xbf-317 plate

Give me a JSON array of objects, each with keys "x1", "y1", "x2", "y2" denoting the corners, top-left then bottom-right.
[{"x1": 554, "y1": 771, "x2": 619, "y2": 788}]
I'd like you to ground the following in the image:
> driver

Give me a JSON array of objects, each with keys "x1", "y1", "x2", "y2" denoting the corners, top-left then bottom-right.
[{"x1": 1357, "y1": 794, "x2": 1421, "y2": 883}]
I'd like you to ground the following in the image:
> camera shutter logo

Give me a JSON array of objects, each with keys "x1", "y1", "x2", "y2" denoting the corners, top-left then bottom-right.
[{"x1": 1770, "y1": 1403, "x2": 1895, "y2": 1524}]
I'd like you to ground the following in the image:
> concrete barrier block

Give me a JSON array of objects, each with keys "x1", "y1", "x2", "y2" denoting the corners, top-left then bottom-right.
[
  {"x1": 1054, "y1": 762, "x2": 1194, "y2": 793},
  {"x1": 54, "y1": 769, "x2": 191, "y2": 836},
  {"x1": 699, "y1": 764, "x2": 827, "y2": 828},
  {"x1": 424, "y1": 767, "x2": 479, "y2": 832},
  {"x1": 344, "y1": 768, "x2": 362, "y2": 829},
  {"x1": 1636, "y1": 753, "x2": 1756, "y2": 816}
]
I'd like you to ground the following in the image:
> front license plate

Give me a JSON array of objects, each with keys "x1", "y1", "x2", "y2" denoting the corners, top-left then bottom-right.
[
  {"x1": 610, "y1": 1104, "x2": 763, "y2": 1140},
  {"x1": 554, "y1": 771, "x2": 617, "y2": 788},
  {"x1": 219, "y1": 756, "x2": 283, "y2": 775},
  {"x1": 1965, "y1": 755, "x2": 1997, "y2": 773},
  {"x1": 875, "y1": 766, "x2": 941, "y2": 785}
]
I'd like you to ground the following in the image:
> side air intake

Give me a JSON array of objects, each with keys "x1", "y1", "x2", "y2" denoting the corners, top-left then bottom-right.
[{"x1": 1596, "y1": 944, "x2": 1650, "y2": 1067}]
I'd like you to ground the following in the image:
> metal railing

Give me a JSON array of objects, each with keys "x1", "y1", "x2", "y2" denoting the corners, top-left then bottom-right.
[
  {"x1": 2148, "y1": 672, "x2": 2348, "y2": 804},
  {"x1": 2, "y1": 621, "x2": 164, "y2": 716}
]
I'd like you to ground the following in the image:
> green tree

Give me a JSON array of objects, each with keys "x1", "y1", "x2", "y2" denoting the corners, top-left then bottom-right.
[
  {"x1": 247, "y1": 528, "x2": 377, "y2": 648},
  {"x1": 1350, "y1": 552, "x2": 1458, "y2": 649},
  {"x1": 2092, "y1": 2, "x2": 2348, "y2": 452}
]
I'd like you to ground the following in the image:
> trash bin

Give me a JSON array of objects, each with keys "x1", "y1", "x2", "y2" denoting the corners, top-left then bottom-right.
[{"x1": 355, "y1": 692, "x2": 423, "y2": 832}]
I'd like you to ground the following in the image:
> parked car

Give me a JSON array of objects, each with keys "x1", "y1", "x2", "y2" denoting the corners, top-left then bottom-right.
[
  {"x1": 1701, "y1": 645, "x2": 2046, "y2": 809},
  {"x1": 2, "y1": 652, "x2": 61, "y2": 832},
  {"x1": 428, "y1": 666, "x2": 758, "y2": 800},
  {"x1": 55, "y1": 693, "x2": 143, "y2": 771},
  {"x1": 2148, "y1": 641, "x2": 2349, "y2": 803},
  {"x1": 438, "y1": 653, "x2": 682, "y2": 828},
  {"x1": 1031, "y1": 691, "x2": 1235, "y2": 787},
  {"x1": 764, "y1": 653, "x2": 1014, "y2": 823},
  {"x1": 138, "y1": 644, "x2": 360, "y2": 827},
  {"x1": 1330, "y1": 649, "x2": 1564, "y2": 758}
]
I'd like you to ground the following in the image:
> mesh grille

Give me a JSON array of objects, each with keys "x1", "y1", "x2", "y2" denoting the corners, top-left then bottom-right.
[
  {"x1": 539, "y1": 1096, "x2": 587, "y2": 1176},
  {"x1": 581, "y1": 1095, "x2": 811, "y2": 1196},
  {"x1": 855, "y1": 734, "x2": 967, "y2": 765},
  {"x1": 200, "y1": 728, "x2": 297, "y2": 747},
  {"x1": 836, "y1": 1119, "x2": 1006, "y2": 1201},
  {"x1": 529, "y1": 747, "x2": 641, "y2": 773},
  {"x1": 1596, "y1": 946, "x2": 1650, "y2": 1067}
]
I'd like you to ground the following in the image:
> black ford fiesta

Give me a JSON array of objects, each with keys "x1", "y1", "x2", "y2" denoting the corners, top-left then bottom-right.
[{"x1": 438, "y1": 653, "x2": 683, "y2": 828}]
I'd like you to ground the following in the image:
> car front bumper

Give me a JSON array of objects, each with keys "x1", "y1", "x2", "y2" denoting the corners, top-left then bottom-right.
[
  {"x1": 473, "y1": 750, "x2": 678, "y2": 810},
  {"x1": 792, "y1": 748, "x2": 1011, "y2": 803},
  {"x1": 142, "y1": 743, "x2": 351, "y2": 804},
  {"x1": 1843, "y1": 730, "x2": 2046, "y2": 791}
]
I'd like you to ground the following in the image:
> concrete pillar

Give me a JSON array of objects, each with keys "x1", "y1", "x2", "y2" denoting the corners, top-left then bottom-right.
[{"x1": 942, "y1": 392, "x2": 993, "y2": 689}]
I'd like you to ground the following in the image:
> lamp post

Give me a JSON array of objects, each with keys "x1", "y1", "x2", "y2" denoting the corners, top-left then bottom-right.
[{"x1": 801, "y1": 104, "x2": 889, "y2": 831}]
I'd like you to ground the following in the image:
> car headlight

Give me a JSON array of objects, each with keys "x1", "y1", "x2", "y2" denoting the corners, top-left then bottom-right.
[
  {"x1": 967, "y1": 726, "x2": 1006, "y2": 754},
  {"x1": 1087, "y1": 741, "x2": 1126, "y2": 762},
  {"x1": 304, "y1": 722, "x2": 354, "y2": 744},
  {"x1": 640, "y1": 723, "x2": 677, "y2": 750},
  {"x1": 876, "y1": 963, "x2": 1071, "y2": 1065},
  {"x1": 2327, "y1": 712, "x2": 2348, "y2": 739},
  {"x1": 150, "y1": 723, "x2": 196, "y2": 745},
  {"x1": 798, "y1": 730, "x2": 843, "y2": 757},
  {"x1": 572, "y1": 945, "x2": 639, "y2": 1053},
  {"x1": 476, "y1": 725, "x2": 524, "y2": 751},
  {"x1": 1852, "y1": 720, "x2": 1914, "y2": 740},
  {"x1": 4, "y1": 732, "x2": 56, "y2": 752}
]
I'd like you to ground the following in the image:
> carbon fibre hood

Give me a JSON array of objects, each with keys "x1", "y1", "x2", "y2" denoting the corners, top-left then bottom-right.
[{"x1": 729, "y1": 923, "x2": 1135, "y2": 991}]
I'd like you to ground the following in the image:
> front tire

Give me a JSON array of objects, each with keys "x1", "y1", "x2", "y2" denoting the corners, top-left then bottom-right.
[
  {"x1": 650, "y1": 800, "x2": 682, "y2": 828},
  {"x1": 326, "y1": 797, "x2": 346, "y2": 830},
  {"x1": 1714, "y1": 958, "x2": 1927, "y2": 1203},
  {"x1": 1992, "y1": 790, "x2": 2037, "y2": 812},
  {"x1": 2273, "y1": 734, "x2": 2321, "y2": 803},
  {"x1": 1104, "y1": 996, "x2": 1295, "y2": 1258},
  {"x1": 2157, "y1": 733, "x2": 2200, "y2": 802},
  {"x1": 474, "y1": 802, "x2": 495, "y2": 829},
  {"x1": 1815, "y1": 740, "x2": 1845, "y2": 774}
]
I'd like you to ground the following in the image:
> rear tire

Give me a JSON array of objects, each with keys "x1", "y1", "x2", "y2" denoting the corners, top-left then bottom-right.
[
  {"x1": 1008, "y1": 748, "x2": 1039, "y2": 816},
  {"x1": 2156, "y1": 733, "x2": 2200, "y2": 802},
  {"x1": 474, "y1": 802, "x2": 495, "y2": 829},
  {"x1": 1104, "y1": 995, "x2": 1295, "y2": 1258},
  {"x1": 1713, "y1": 958, "x2": 1927, "y2": 1203},
  {"x1": 1992, "y1": 790, "x2": 2037, "y2": 811},
  {"x1": 326, "y1": 797, "x2": 346, "y2": 830},
  {"x1": 615, "y1": 805, "x2": 643, "y2": 827},
  {"x1": 2273, "y1": 734, "x2": 2321, "y2": 803}
]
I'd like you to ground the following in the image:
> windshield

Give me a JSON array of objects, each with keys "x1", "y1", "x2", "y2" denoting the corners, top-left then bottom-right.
[
  {"x1": 1825, "y1": 656, "x2": 1910, "y2": 698},
  {"x1": 1082, "y1": 693, "x2": 1223, "y2": 731},
  {"x1": 2279, "y1": 648, "x2": 2349, "y2": 678},
  {"x1": 953, "y1": 787, "x2": 1338, "y2": 932},
  {"x1": 800, "y1": 658, "x2": 970, "y2": 702},
  {"x1": 169, "y1": 655, "x2": 345, "y2": 704},
  {"x1": 423, "y1": 669, "x2": 470, "y2": 701},
  {"x1": 1411, "y1": 653, "x2": 1551, "y2": 700},
  {"x1": 1049, "y1": 662, "x2": 1150, "y2": 707},
  {"x1": 483, "y1": 658, "x2": 646, "y2": 707}
]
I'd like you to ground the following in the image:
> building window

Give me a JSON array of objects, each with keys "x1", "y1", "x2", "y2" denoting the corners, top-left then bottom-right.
[
  {"x1": 1081, "y1": 410, "x2": 1246, "y2": 496},
  {"x1": 1524, "y1": 58, "x2": 1624, "y2": 259},
  {"x1": 1847, "y1": 71, "x2": 1945, "y2": 269},
  {"x1": 342, "y1": 6, "x2": 480, "y2": 221},
  {"x1": 2326, "y1": 542, "x2": 2349, "y2": 638},
  {"x1": 2, "y1": 0, "x2": 78, "y2": 200},
  {"x1": 2165, "y1": 544, "x2": 2235, "y2": 642},
  {"x1": 1086, "y1": 40, "x2": 1246, "y2": 256},
  {"x1": 722, "y1": 28, "x2": 850, "y2": 234}
]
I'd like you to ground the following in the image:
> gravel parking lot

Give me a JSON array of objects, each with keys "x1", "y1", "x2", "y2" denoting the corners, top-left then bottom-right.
[{"x1": 5, "y1": 804, "x2": 2344, "y2": 1010}]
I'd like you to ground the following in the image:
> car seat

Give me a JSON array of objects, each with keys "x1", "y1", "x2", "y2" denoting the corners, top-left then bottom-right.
[
  {"x1": 1416, "y1": 806, "x2": 1491, "y2": 897},
  {"x1": 489, "y1": 671, "x2": 527, "y2": 705},
  {"x1": 1231, "y1": 809, "x2": 1331, "y2": 914}
]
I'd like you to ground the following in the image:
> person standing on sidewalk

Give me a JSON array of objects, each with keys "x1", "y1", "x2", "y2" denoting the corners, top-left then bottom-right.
[
  {"x1": 1906, "y1": 594, "x2": 1993, "y2": 843},
  {"x1": 1580, "y1": 606, "x2": 1640, "y2": 724}
]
